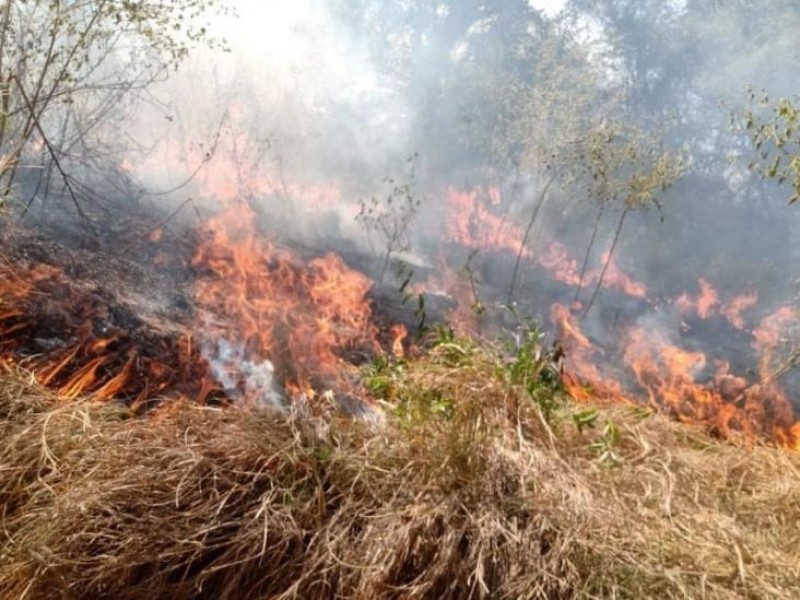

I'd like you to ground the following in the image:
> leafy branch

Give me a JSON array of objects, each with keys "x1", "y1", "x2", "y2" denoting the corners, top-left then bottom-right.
[
  {"x1": 741, "y1": 88, "x2": 800, "y2": 204},
  {"x1": 356, "y1": 153, "x2": 424, "y2": 284}
]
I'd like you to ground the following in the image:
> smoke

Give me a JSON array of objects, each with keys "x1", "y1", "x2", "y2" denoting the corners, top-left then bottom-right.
[
  {"x1": 204, "y1": 337, "x2": 285, "y2": 410},
  {"x1": 100, "y1": 1, "x2": 800, "y2": 409}
]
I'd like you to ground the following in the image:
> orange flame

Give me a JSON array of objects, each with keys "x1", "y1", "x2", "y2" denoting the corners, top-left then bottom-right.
[
  {"x1": 445, "y1": 187, "x2": 526, "y2": 257},
  {"x1": 551, "y1": 304, "x2": 634, "y2": 405},
  {"x1": 191, "y1": 202, "x2": 380, "y2": 405},
  {"x1": 722, "y1": 290, "x2": 758, "y2": 330},
  {"x1": 539, "y1": 243, "x2": 582, "y2": 287},
  {"x1": 674, "y1": 279, "x2": 721, "y2": 320},
  {"x1": 596, "y1": 251, "x2": 648, "y2": 298},
  {"x1": 436, "y1": 187, "x2": 798, "y2": 448},
  {"x1": 551, "y1": 300, "x2": 800, "y2": 448},
  {"x1": 1, "y1": 169, "x2": 798, "y2": 451},
  {"x1": 443, "y1": 188, "x2": 648, "y2": 299},
  {"x1": 390, "y1": 324, "x2": 408, "y2": 359}
]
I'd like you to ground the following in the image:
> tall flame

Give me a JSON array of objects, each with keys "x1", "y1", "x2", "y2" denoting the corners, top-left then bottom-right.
[
  {"x1": 191, "y1": 202, "x2": 380, "y2": 405},
  {"x1": 551, "y1": 302, "x2": 800, "y2": 448},
  {"x1": 1, "y1": 170, "x2": 799, "y2": 448}
]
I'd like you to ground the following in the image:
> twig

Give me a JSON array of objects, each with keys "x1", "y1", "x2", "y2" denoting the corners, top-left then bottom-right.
[
  {"x1": 118, "y1": 196, "x2": 204, "y2": 254},
  {"x1": 575, "y1": 202, "x2": 606, "y2": 303},
  {"x1": 506, "y1": 172, "x2": 556, "y2": 304},
  {"x1": 13, "y1": 75, "x2": 98, "y2": 241},
  {"x1": 582, "y1": 208, "x2": 628, "y2": 319},
  {"x1": 733, "y1": 349, "x2": 800, "y2": 406},
  {"x1": 460, "y1": 248, "x2": 483, "y2": 315},
  {"x1": 147, "y1": 111, "x2": 227, "y2": 197},
  {"x1": 0, "y1": 1, "x2": 13, "y2": 152}
]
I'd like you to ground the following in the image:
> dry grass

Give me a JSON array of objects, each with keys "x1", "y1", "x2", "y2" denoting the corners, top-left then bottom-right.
[{"x1": 0, "y1": 338, "x2": 799, "y2": 599}]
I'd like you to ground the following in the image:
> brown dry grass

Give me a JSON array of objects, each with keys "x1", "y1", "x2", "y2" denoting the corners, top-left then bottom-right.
[{"x1": 0, "y1": 337, "x2": 799, "y2": 599}]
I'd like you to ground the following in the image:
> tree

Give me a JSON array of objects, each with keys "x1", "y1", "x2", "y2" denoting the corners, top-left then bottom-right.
[
  {"x1": 336, "y1": 0, "x2": 685, "y2": 309},
  {"x1": 332, "y1": 0, "x2": 545, "y2": 178},
  {"x1": 0, "y1": 0, "x2": 229, "y2": 228},
  {"x1": 549, "y1": 0, "x2": 800, "y2": 300},
  {"x1": 484, "y1": 15, "x2": 684, "y2": 308},
  {"x1": 356, "y1": 154, "x2": 424, "y2": 284},
  {"x1": 741, "y1": 90, "x2": 800, "y2": 204}
]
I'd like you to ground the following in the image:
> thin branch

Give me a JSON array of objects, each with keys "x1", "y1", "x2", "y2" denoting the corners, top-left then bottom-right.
[
  {"x1": 733, "y1": 349, "x2": 800, "y2": 407},
  {"x1": 463, "y1": 248, "x2": 483, "y2": 314},
  {"x1": 118, "y1": 196, "x2": 203, "y2": 254},
  {"x1": 506, "y1": 172, "x2": 556, "y2": 304},
  {"x1": 582, "y1": 208, "x2": 628, "y2": 319},
  {"x1": 575, "y1": 202, "x2": 606, "y2": 303},
  {"x1": 18, "y1": 0, "x2": 63, "y2": 148},
  {"x1": 13, "y1": 74, "x2": 98, "y2": 241},
  {"x1": 146, "y1": 111, "x2": 227, "y2": 197},
  {"x1": 0, "y1": 0, "x2": 14, "y2": 151}
]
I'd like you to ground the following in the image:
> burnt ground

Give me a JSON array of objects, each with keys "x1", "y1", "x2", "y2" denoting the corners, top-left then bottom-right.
[
  {"x1": 0, "y1": 216, "x2": 214, "y2": 408},
  {"x1": 0, "y1": 209, "x2": 453, "y2": 410},
  {"x1": 3, "y1": 195, "x2": 796, "y2": 423}
]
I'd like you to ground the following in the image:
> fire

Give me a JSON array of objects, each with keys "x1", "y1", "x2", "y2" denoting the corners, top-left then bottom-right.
[
  {"x1": 596, "y1": 251, "x2": 648, "y2": 298},
  {"x1": 390, "y1": 324, "x2": 408, "y2": 358},
  {"x1": 552, "y1": 304, "x2": 634, "y2": 405},
  {"x1": 674, "y1": 278, "x2": 721, "y2": 319},
  {"x1": 445, "y1": 187, "x2": 527, "y2": 256},
  {"x1": 722, "y1": 290, "x2": 758, "y2": 330},
  {"x1": 0, "y1": 199, "x2": 387, "y2": 413},
  {"x1": 622, "y1": 326, "x2": 756, "y2": 440},
  {"x1": 551, "y1": 300, "x2": 800, "y2": 448},
  {"x1": 752, "y1": 306, "x2": 799, "y2": 382},
  {"x1": 696, "y1": 279, "x2": 720, "y2": 318},
  {"x1": 430, "y1": 187, "x2": 799, "y2": 448},
  {"x1": 673, "y1": 280, "x2": 757, "y2": 330},
  {"x1": 552, "y1": 303, "x2": 590, "y2": 350},
  {"x1": 539, "y1": 243, "x2": 582, "y2": 287},
  {"x1": 1, "y1": 169, "x2": 798, "y2": 449},
  {"x1": 0, "y1": 257, "x2": 214, "y2": 406},
  {"x1": 191, "y1": 202, "x2": 380, "y2": 406},
  {"x1": 442, "y1": 187, "x2": 649, "y2": 299}
]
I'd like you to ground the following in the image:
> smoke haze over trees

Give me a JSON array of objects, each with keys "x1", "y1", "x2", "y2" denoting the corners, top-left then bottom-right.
[
  {"x1": 5, "y1": 5, "x2": 800, "y2": 596},
  {"x1": 138, "y1": 0, "x2": 798, "y2": 307},
  {"x1": 0, "y1": 0, "x2": 231, "y2": 233},
  {"x1": 3, "y1": 1, "x2": 800, "y2": 397}
]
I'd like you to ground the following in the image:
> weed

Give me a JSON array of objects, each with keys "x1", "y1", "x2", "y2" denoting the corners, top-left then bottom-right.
[
  {"x1": 499, "y1": 311, "x2": 564, "y2": 419},
  {"x1": 573, "y1": 408, "x2": 600, "y2": 433},
  {"x1": 591, "y1": 420, "x2": 622, "y2": 464}
]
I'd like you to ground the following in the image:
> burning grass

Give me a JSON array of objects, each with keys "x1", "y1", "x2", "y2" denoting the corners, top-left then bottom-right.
[{"x1": 1, "y1": 337, "x2": 799, "y2": 599}]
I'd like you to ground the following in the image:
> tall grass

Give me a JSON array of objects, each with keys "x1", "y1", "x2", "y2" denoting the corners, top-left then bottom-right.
[{"x1": 0, "y1": 333, "x2": 798, "y2": 599}]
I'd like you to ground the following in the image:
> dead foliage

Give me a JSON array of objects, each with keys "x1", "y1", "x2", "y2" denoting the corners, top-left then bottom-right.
[{"x1": 0, "y1": 339, "x2": 798, "y2": 599}]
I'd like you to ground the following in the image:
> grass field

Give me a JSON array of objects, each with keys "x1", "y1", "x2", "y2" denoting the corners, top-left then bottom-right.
[{"x1": 1, "y1": 333, "x2": 798, "y2": 599}]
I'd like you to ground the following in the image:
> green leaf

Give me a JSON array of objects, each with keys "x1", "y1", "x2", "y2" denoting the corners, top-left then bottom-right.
[
  {"x1": 573, "y1": 408, "x2": 599, "y2": 432},
  {"x1": 603, "y1": 421, "x2": 621, "y2": 446}
]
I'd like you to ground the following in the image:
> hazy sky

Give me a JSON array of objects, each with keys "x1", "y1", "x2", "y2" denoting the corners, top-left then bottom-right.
[
  {"x1": 225, "y1": 1, "x2": 568, "y2": 57},
  {"x1": 213, "y1": 0, "x2": 569, "y2": 97},
  {"x1": 529, "y1": 0, "x2": 567, "y2": 16}
]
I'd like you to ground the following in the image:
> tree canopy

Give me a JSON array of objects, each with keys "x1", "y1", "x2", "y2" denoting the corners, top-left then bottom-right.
[{"x1": 0, "y1": 0, "x2": 229, "y2": 223}]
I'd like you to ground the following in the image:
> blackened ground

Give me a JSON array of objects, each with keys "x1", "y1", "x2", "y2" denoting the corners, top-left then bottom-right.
[{"x1": 0, "y1": 213, "x2": 451, "y2": 410}]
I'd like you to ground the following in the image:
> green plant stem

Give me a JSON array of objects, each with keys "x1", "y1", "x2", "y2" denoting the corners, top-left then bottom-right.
[{"x1": 582, "y1": 208, "x2": 628, "y2": 319}]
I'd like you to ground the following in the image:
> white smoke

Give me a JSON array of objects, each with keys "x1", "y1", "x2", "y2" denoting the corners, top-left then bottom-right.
[{"x1": 203, "y1": 338, "x2": 286, "y2": 410}]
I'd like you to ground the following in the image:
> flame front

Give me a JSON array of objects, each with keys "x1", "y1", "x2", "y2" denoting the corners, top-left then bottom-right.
[
  {"x1": 551, "y1": 302, "x2": 800, "y2": 448},
  {"x1": 0, "y1": 199, "x2": 383, "y2": 411},
  {"x1": 0, "y1": 260, "x2": 210, "y2": 407},
  {"x1": 191, "y1": 203, "x2": 380, "y2": 405},
  {"x1": 1, "y1": 171, "x2": 799, "y2": 448},
  {"x1": 437, "y1": 187, "x2": 800, "y2": 449}
]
